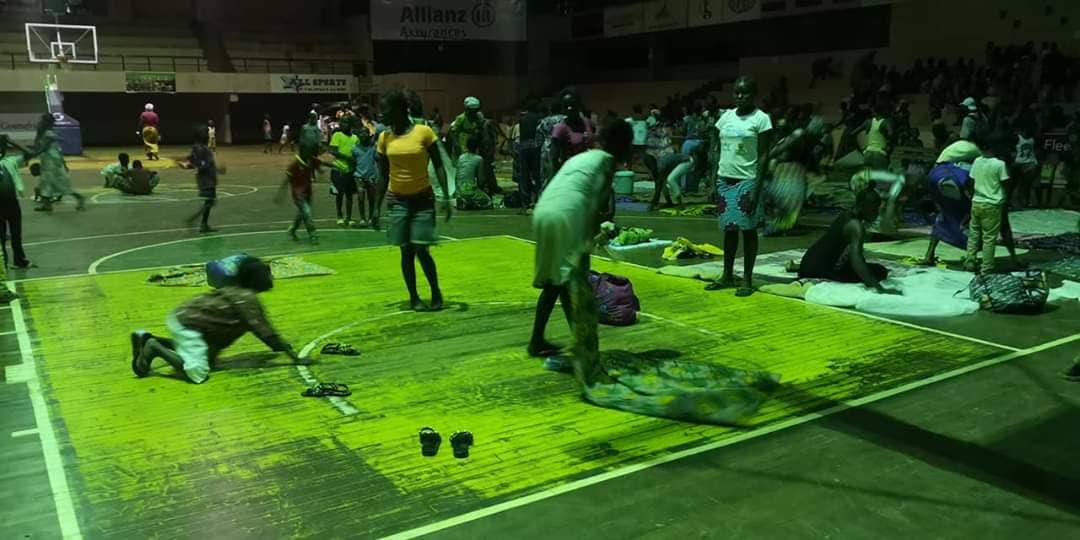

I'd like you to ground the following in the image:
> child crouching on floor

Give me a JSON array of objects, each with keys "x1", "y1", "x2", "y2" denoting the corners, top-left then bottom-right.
[{"x1": 129, "y1": 257, "x2": 307, "y2": 383}]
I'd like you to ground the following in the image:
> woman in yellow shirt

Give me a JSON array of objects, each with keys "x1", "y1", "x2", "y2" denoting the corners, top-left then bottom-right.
[{"x1": 376, "y1": 90, "x2": 452, "y2": 311}]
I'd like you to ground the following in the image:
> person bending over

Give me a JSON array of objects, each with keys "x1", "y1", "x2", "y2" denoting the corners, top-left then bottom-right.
[
  {"x1": 129, "y1": 257, "x2": 307, "y2": 384},
  {"x1": 528, "y1": 118, "x2": 633, "y2": 357},
  {"x1": 793, "y1": 189, "x2": 900, "y2": 294}
]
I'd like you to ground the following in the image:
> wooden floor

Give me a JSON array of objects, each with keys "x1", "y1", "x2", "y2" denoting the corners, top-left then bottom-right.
[{"x1": 18, "y1": 236, "x2": 1008, "y2": 538}]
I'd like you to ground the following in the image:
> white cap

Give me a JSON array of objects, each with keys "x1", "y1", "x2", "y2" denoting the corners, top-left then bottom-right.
[
  {"x1": 464, "y1": 96, "x2": 480, "y2": 109},
  {"x1": 145, "y1": 103, "x2": 154, "y2": 111},
  {"x1": 960, "y1": 97, "x2": 977, "y2": 111}
]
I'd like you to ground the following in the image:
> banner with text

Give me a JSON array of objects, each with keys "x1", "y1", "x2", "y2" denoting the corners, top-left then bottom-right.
[
  {"x1": 270, "y1": 74, "x2": 355, "y2": 94},
  {"x1": 371, "y1": 0, "x2": 527, "y2": 41},
  {"x1": 0, "y1": 114, "x2": 41, "y2": 143},
  {"x1": 125, "y1": 72, "x2": 176, "y2": 93},
  {"x1": 643, "y1": 0, "x2": 688, "y2": 32},
  {"x1": 604, "y1": 2, "x2": 644, "y2": 37}
]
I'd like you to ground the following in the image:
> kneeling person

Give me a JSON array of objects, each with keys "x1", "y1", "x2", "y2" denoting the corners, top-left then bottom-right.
[
  {"x1": 101, "y1": 153, "x2": 131, "y2": 189},
  {"x1": 129, "y1": 257, "x2": 306, "y2": 383},
  {"x1": 796, "y1": 189, "x2": 900, "y2": 294}
]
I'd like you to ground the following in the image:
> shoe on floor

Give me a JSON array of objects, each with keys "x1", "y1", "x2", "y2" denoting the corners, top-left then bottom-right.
[
  {"x1": 287, "y1": 227, "x2": 299, "y2": 240},
  {"x1": 131, "y1": 331, "x2": 152, "y2": 377},
  {"x1": 336, "y1": 218, "x2": 346, "y2": 226},
  {"x1": 199, "y1": 226, "x2": 218, "y2": 234}
]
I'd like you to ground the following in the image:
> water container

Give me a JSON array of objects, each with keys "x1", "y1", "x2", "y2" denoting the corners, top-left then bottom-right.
[{"x1": 613, "y1": 171, "x2": 636, "y2": 195}]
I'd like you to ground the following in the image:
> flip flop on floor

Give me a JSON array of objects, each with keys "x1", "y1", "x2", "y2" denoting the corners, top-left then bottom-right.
[
  {"x1": 320, "y1": 343, "x2": 360, "y2": 356},
  {"x1": 450, "y1": 431, "x2": 473, "y2": 459},
  {"x1": 301, "y1": 382, "x2": 351, "y2": 397},
  {"x1": 735, "y1": 286, "x2": 755, "y2": 297},
  {"x1": 419, "y1": 427, "x2": 441, "y2": 457}
]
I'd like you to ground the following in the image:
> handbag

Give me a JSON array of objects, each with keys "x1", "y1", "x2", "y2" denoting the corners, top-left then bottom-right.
[
  {"x1": 588, "y1": 271, "x2": 641, "y2": 326},
  {"x1": 968, "y1": 270, "x2": 1049, "y2": 313}
]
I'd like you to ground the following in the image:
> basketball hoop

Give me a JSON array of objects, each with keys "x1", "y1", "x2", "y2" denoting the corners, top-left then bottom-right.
[{"x1": 55, "y1": 53, "x2": 72, "y2": 72}]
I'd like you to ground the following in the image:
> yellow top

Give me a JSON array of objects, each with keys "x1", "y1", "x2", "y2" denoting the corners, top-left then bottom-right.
[
  {"x1": 864, "y1": 117, "x2": 887, "y2": 155},
  {"x1": 377, "y1": 124, "x2": 437, "y2": 195}
]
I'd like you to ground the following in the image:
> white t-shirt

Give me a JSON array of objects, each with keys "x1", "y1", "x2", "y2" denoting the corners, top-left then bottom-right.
[
  {"x1": 971, "y1": 156, "x2": 1009, "y2": 206},
  {"x1": 1015, "y1": 134, "x2": 1037, "y2": 165},
  {"x1": 207, "y1": 126, "x2": 216, "y2": 139},
  {"x1": 281, "y1": 125, "x2": 291, "y2": 141},
  {"x1": 715, "y1": 108, "x2": 773, "y2": 180},
  {"x1": 625, "y1": 117, "x2": 649, "y2": 146}
]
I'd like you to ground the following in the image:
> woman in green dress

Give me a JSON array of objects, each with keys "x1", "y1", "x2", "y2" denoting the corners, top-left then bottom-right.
[{"x1": 33, "y1": 113, "x2": 86, "y2": 212}]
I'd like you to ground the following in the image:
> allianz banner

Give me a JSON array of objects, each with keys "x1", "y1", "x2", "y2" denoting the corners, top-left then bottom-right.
[{"x1": 371, "y1": 0, "x2": 527, "y2": 41}]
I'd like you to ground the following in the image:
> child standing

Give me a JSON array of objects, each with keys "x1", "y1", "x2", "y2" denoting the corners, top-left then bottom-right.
[
  {"x1": 966, "y1": 133, "x2": 1010, "y2": 274},
  {"x1": 279, "y1": 123, "x2": 292, "y2": 154},
  {"x1": 282, "y1": 154, "x2": 320, "y2": 244},
  {"x1": 263, "y1": 114, "x2": 274, "y2": 154},
  {"x1": 352, "y1": 128, "x2": 377, "y2": 226},
  {"x1": 129, "y1": 257, "x2": 307, "y2": 384},
  {"x1": 329, "y1": 119, "x2": 359, "y2": 226},
  {"x1": 454, "y1": 136, "x2": 491, "y2": 209},
  {"x1": 207, "y1": 120, "x2": 217, "y2": 152},
  {"x1": 183, "y1": 125, "x2": 218, "y2": 233}
]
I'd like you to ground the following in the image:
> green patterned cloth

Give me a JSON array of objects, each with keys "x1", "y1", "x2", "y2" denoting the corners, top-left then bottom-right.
[
  {"x1": 567, "y1": 265, "x2": 781, "y2": 425},
  {"x1": 148, "y1": 256, "x2": 335, "y2": 287}
]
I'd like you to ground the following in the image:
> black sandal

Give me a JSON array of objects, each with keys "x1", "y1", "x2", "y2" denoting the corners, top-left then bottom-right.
[
  {"x1": 419, "y1": 427, "x2": 442, "y2": 457},
  {"x1": 301, "y1": 382, "x2": 351, "y2": 397},
  {"x1": 320, "y1": 343, "x2": 360, "y2": 356},
  {"x1": 450, "y1": 431, "x2": 474, "y2": 459}
]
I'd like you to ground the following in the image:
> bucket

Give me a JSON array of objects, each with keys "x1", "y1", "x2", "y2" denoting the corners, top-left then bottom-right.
[{"x1": 613, "y1": 171, "x2": 636, "y2": 195}]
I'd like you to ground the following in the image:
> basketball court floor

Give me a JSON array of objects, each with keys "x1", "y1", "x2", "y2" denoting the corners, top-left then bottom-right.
[{"x1": 2, "y1": 147, "x2": 1079, "y2": 539}]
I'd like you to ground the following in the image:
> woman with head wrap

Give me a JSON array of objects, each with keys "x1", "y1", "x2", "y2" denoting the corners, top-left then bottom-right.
[{"x1": 139, "y1": 103, "x2": 161, "y2": 161}]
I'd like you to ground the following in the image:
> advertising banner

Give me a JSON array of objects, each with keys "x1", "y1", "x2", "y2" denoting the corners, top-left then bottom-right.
[
  {"x1": 125, "y1": 72, "x2": 176, "y2": 93},
  {"x1": 643, "y1": 0, "x2": 688, "y2": 32},
  {"x1": 371, "y1": 0, "x2": 527, "y2": 41},
  {"x1": 604, "y1": 2, "x2": 644, "y2": 37},
  {"x1": 270, "y1": 74, "x2": 355, "y2": 94}
]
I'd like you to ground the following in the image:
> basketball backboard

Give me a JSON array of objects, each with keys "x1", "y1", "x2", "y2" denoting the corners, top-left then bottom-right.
[{"x1": 25, "y1": 22, "x2": 98, "y2": 65}]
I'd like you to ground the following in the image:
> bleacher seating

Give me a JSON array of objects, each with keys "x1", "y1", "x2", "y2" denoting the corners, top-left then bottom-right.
[{"x1": 224, "y1": 29, "x2": 357, "y2": 75}]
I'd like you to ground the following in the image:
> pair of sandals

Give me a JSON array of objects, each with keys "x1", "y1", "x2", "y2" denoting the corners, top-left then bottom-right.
[
  {"x1": 419, "y1": 427, "x2": 473, "y2": 459},
  {"x1": 301, "y1": 382, "x2": 351, "y2": 397},
  {"x1": 320, "y1": 343, "x2": 360, "y2": 356},
  {"x1": 704, "y1": 275, "x2": 754, "y2": 297}
]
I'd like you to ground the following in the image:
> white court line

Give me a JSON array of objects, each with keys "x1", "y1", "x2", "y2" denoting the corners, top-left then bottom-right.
[
  {"x1": 23, "y1": 213, "x2": 709, "y2": 249},
  {"x1": 295, "y1": 311, "x2": 411, "y2": 416},
  {"x1": 11, "y1": 428, "x2": 39, "y2": 438},
  {"x1": 499, "y1": 235, "x2": 1020, "y2": 352},
  {"x1": 85, "y1": 229, "x2": 382, "y2": 274},
  {"x1": 381, "y1": 332, "x2": 1080, "y2": 540},
  {"x1": 5, "y1": 284, "x2": 82, "y2": 539},
  {"x1": 0, "y1": 330, "x2": 17, "y2": 336}
]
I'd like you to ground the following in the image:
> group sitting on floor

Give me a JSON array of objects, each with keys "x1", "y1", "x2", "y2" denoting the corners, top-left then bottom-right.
[{"x1": 101, "y1": 153, "x2": 160, "y2": 195}]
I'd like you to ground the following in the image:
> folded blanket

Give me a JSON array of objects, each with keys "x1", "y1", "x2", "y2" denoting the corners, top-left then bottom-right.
[{"x1": 148, "y1": 256, "x2": 335, "y2": 287}]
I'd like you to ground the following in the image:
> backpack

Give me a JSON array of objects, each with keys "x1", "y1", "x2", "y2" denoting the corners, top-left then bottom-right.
[
  {"x1": 206, "y1": 254, "x2": 255, "y2": 289},
  {"x1": 968, "y1": 270, "x2": 1049, "y2": 314},
  {"x1": 588, "y1": 271, "x2": 641, "y2": 326}
]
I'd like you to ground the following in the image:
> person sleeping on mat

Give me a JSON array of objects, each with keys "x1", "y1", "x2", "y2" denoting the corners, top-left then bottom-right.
[{"x1": 787, "y1": 189, "x2": 901, "y2": 295}]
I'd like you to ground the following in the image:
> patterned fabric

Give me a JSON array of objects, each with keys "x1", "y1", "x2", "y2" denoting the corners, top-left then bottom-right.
[
  {"x1": 568, "y1": 265, "x2": 781, "y2": 425},
  {"x1": 1017, "y1": 233, "x2": 1080, "y2": 255},
  {"x1": 927, "y1": 163, "x2": 972, "y2": 249},
  {"x1": 968, "y1": 270, "x2": 1049, "y2": 313},
  {"x1": 716, "y1": 178, "x2": 763, "y2": 231},
  {"x1": 764, "y1": 161, "x2": 807, "y2": 233},
  {"x1": 147, "y1": 256, "x2": 335, "y2": 287},
  {"x1": 37, "y1": 130, "x2": 73, "y2": 198}
]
